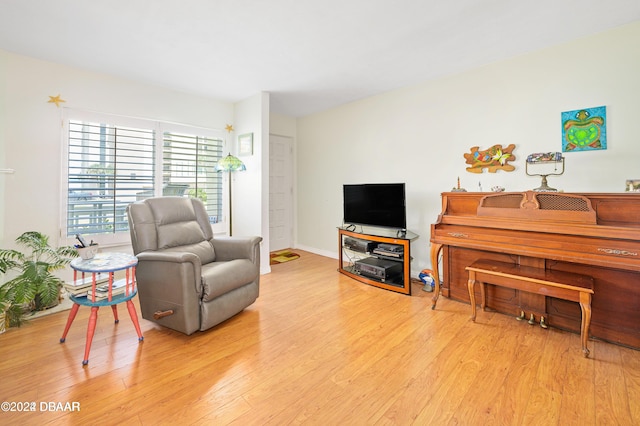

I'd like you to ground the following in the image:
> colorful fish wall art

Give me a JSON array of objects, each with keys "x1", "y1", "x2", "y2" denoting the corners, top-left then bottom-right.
[{"x1": 464, "y1": 144, "x2": 516, "y2": 173}]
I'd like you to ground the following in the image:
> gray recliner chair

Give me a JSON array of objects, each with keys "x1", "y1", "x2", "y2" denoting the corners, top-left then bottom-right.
[{"x1": 126, "y1": 196, "x2": 262, "y2": 335}]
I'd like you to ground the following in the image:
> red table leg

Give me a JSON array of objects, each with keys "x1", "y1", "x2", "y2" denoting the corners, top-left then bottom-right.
[
  {"x1": 82, "y1": 306, "x2": 100, "y2": 365},
  {"x1": 126, "y1": 300, "x2": 144, "y2": 341},
  {"x1": 111, "y1": 305, "x2": 119, "y2": 323},
  {"x1": 60, "y1": 303, "x2": 80, "y2": 343}
]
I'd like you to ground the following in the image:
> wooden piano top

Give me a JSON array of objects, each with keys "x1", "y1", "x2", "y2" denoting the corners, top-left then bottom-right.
[
  {"x1": 431, "y1": 191, "x2": 640, "y2": 271},
  {"x1": 436, "y1": 191, "x2": 640, "y2": 229}
]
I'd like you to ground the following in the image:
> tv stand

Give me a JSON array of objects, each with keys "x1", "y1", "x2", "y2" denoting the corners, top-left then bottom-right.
[{"x1": 338, "y1": 227, "x2": 418, "y2": 295}]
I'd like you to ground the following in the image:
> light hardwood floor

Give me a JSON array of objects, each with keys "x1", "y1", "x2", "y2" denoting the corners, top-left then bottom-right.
[{"x1": 1, "y1": 250, "x2": 639, "y2": 425}]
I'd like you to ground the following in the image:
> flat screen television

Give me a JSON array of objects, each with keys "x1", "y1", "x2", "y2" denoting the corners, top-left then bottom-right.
[{"x1": 343, "y1": 183, "x2": 406, "y2": 230}]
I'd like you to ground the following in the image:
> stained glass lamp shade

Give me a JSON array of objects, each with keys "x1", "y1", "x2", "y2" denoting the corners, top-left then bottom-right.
[{"x1": 215, "y1": 153, "x2": 246, "y2": 172}]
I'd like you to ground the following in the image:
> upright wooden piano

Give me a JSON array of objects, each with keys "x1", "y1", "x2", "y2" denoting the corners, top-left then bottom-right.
[{"x1": 430, "y1": 191, "x2": 640, "y2": 349}]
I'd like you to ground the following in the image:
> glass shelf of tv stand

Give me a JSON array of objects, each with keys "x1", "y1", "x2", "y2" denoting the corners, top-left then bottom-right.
[
  {"x1": 337, "y1": 226, "x2": 418, "y2": 242},
  {"x1": 338, "y1": 225, "x2": 419, "y2": 295}
]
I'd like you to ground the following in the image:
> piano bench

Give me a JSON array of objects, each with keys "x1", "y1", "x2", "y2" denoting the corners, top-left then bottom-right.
[{"x1": 465, "y1": 259, "x2": 595, "y2": 357}]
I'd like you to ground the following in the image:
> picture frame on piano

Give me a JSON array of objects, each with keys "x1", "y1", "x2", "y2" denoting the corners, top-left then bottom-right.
[{"x1": 625, "y1": 179, "x2": 640, "y2": 192}]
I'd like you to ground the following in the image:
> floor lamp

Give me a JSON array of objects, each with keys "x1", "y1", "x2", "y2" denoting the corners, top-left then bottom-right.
[{"x1": 215, "y1": 153, "x2": 246, "y2": 236}]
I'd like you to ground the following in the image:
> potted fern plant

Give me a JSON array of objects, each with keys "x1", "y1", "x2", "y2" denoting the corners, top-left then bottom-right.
[
  {"x1": 0, "y1": 283, "x2": 23, "y2": 331},
  {"x1": 0, "y1": 284, "x2": 9, "y2": 332},
  {"x1": 0, "y1": 231, "x2": 77, "y2": 326}
]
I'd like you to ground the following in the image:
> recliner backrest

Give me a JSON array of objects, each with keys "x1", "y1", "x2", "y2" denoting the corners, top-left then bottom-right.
[{"x1": 128, "y1": 197, "x2": 216, "y2": 263}]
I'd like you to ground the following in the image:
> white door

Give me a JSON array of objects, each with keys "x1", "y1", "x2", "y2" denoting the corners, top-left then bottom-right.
[{"x1": 269, "y1": 135, "x2": 293, "y2": 251}]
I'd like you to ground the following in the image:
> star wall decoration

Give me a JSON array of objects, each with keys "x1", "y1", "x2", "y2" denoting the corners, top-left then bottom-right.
[
  {"x1": 47, "y1": 94, "x2": 66, "y2": 107},
  {"x1": 225, "y1": 124, "x2": 234, "y2": 133}
]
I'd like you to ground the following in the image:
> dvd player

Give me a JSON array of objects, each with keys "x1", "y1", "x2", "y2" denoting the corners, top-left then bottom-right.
[
  {"x1": 372, "y1": 243, "x2": 404, "y2": 258},
  {"x1": 344, "y1": 237, "x2": 377, "y2": 253}
]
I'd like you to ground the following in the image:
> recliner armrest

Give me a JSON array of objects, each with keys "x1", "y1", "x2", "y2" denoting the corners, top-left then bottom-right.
[
  {"x1": 135, "y1": 250, "x2": 203, "y2": 295},
  {"x1": 211, "y1": 236, "x2": 262, "y2": 263},
  {"x1": 137, "y1": 251, "x2": 201, "y2": 264}
]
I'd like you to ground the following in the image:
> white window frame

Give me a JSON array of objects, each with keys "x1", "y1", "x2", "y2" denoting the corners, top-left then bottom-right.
[{"x1": 60, "y1": 109, "x2": 227, "y2": 248}]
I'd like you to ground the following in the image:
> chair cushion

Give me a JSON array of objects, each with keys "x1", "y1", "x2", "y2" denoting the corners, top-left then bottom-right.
[
  {"x1": 158, "y1": 240, "x2": 217, "y2": 265},
  {"x1": 201, "y1": 259, "x2": 259, "y2": 302},
  {"x1": 145, "y1": 197, "x2": 216, "y2": 263},
  {"x1": 157, "y1": 221, "x2": 206, "y2": 248}
]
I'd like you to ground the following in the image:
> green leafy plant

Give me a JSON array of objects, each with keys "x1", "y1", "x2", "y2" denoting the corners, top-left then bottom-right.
[
  {"x1": 187, "y1": 188, "x2": 208, "y2": 202},
  {"x1": 0, "y1": 284, "x2": 22, "y2": 328},
  {"x1": 0, "y1": 255, "x2": 24, "y2": 328},
  {"x1": 0, "y1": 231, "x2": 77, "y2": 326}
]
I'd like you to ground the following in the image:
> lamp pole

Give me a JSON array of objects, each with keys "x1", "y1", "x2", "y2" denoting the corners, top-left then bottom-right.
[
  {"x1": 227, "y1": 170, "x2": 233, "y2": 236},
  {"x1": 215, "y1": 152, "x2": 246, "y2": 237}
]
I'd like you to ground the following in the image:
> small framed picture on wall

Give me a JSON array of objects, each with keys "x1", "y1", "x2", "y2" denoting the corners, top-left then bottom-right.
[{"x1": 238, "y1": 133, "x2": 253, "y2": 156}]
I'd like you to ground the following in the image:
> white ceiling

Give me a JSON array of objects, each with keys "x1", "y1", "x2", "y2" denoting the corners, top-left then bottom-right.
[{"x1": 1, "y1": 0, "x2": 640, "y2": 117}]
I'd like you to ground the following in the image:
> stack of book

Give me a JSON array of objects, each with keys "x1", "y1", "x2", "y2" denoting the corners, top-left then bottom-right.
[
  {"x1": 86, "y1": 278, "x2": 130, "y2": 301},
  {"x1": 63, "y1": 274, "x2": 108, "y2": 296}
]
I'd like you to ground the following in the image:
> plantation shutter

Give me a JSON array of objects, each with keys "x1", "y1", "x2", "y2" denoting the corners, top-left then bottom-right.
[
  {"x1": 161, "y1": 131, "x2": 224, "y2": 224},
  {"x1": 67, "y1": 120, "x2": 155, "y2": 236}
]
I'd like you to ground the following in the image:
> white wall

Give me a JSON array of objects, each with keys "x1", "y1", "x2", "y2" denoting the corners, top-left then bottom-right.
[
  {"x1": 296, "y1": 21, "x2": 640, "y2": 274},
  {"x1": 0, "y1": 50, "x2": 267, "y2": 275},
  {"x1": 0, "y1": 51, "x2": 7, "y2": 244},
  {"x1": 234, "y1": 92, "x2": 271, "y2": 273},
  {"x1": 270, "y1": 113, "x2": 297, "y2": 138}
]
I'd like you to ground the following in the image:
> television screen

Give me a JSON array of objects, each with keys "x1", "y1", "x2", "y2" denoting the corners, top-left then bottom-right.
[{"x1": 343, "y1": 183, "x2": 406, "y2": 230}]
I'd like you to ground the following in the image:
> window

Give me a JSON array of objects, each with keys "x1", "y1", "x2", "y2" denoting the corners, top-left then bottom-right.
[
  {"x1": 162, "y1": 130, "x2": 223, "y2": 223},
  {"x1": 63, "y1": 110, "x2": 225, "y2": 245}
]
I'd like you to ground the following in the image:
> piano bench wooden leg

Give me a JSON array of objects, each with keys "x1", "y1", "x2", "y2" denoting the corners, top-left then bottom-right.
[{"x1": 467, "y1": 273, "x2": 477, "y2": 322}]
